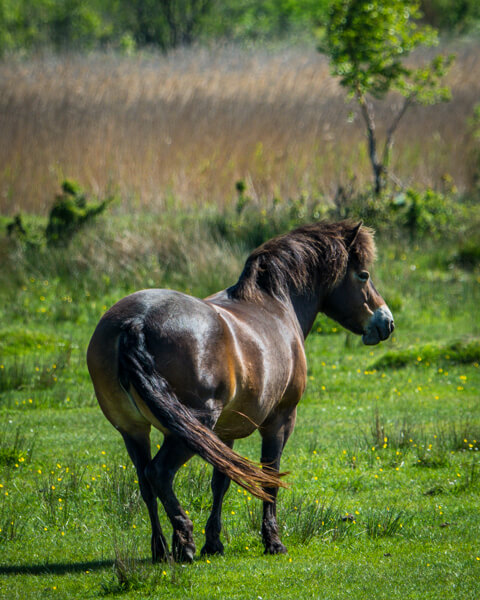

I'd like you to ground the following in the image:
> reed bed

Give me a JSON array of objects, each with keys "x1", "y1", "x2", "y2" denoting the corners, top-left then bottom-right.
[{"x1": 1, "y1": 40, "x2": 479, "y2": 214}]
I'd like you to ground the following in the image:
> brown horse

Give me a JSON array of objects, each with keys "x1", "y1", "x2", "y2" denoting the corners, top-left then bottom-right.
[{"x1": 87, "y1": 220, "x2": 394, "y2": 562}]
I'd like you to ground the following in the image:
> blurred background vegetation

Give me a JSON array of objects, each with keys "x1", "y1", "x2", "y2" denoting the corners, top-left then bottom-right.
[
  {"x1": 1, "y1": 0, "x2": 480, "y2": 275},
  {"x1": 0, "y1": 0, "x2": 479, "y2": 55}
]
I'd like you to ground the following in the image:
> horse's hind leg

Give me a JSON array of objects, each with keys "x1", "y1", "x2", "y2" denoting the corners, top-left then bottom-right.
[
  {"x1": 121, "y1": 431, "x2": 169, "y2": 562},
  {"x1": 260, "y1": 409, "x2": 297, "y2": 555},
  {"x1": 145, "y1": 435, "x2": 195, "y2": 563},
  {"x1": 201, "y1": 440, "x2": 234, "y2": 556}
]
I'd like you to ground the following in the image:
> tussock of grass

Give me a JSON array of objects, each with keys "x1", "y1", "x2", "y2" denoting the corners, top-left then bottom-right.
[
  {"x1": 280, "y1": 499, "x2": 409, "y2": 544},
  {"x1": 371, "y1": 338, "x2": 480, "y2": 369},
  {"x1": 364, "y1": 412, "x2": 480, "y2": 456},
  {"x1": 451, "y1": 462, "x2": 480, "y2": 495},
  {"x1": 0, "y1": 503, "x2": 25, "y2": 543},
  {"x1": 367, "y1": 412, "x2": 416, "y2": 450},
  {"x1": 363, "y1": 508, "x2": 407, "y2": 538},
  {"x1": 99, "y1": 469, "x2": 142, "y2": 529},
  {"x1": 282, "y1": 499, "x2": 348, "y2": 544},
  {"x1": 101, "y1": 543, "x2": 166, "y2": 594},
  {"x1": 0, "y1": 424, "x2": 35, "y2": 467}
]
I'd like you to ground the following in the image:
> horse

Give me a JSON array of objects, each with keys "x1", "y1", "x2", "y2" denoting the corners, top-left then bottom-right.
[{"x1": 87, "y1": 220, "x2": 394, "y2": 562}]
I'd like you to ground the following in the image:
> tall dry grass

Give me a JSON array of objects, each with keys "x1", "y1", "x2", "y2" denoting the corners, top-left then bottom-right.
[{"x1": 1, "y1": 41, "x2": 479, "y2": 215}]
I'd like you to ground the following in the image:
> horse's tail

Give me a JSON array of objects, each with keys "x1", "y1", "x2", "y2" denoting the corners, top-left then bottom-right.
[{"x1": 117, "y1": 319, "x2": 286, "y2": 501}]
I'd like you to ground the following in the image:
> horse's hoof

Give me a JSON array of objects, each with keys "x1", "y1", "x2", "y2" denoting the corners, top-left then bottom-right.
[
  {"x1": 173, "y1": 543, "x2": 196, "y2": 563},
  {"x1": 264, "y1": 541, "x2": 287, "y2": 555},
  {"x1": 200, "y1": 540, "x2": 225, "y2": 556}
]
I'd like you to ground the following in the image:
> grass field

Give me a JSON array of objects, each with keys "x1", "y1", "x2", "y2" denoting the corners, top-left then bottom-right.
[{"x1": 1, "y1": 41, "x2": 480, "y2": 600}]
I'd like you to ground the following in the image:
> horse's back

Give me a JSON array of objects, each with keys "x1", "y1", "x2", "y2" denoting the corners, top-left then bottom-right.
[{"x1": 93, "y1": 288, "x2": 224, "y2": 342}]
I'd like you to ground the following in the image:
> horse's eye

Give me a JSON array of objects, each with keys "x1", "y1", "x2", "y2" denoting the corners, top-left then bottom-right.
[{"x1": 357, "y1": 270, "x2": 370, "y2": 282}]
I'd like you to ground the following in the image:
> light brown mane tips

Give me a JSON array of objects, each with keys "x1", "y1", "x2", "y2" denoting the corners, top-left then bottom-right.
[{"x1": 228, "y1": 220, "x2": 376, "y2": 302}]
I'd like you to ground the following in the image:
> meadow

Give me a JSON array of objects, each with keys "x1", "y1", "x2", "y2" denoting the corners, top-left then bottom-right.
[{"x1": 0, "y1": 42, "x2": 480, "y2": 599}]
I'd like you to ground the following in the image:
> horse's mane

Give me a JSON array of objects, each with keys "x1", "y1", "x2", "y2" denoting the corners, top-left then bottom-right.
[{"x1": 228, "y1": 220, "x2": 376, "y2": 302}]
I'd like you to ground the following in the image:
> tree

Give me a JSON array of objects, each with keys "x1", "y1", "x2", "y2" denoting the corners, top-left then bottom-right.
[
  {"x1": 319, "y1": 0, "x2": 454, "y2": 194},
  {"x1": 48, "y1": 0, "x2": 103, "y2": 50},
  {"x1": 160, "y1": 0, "x2": 212, "y2": 47},
  {"x1": 124, "y1": 0, "x2": 212, "y2": 49}
]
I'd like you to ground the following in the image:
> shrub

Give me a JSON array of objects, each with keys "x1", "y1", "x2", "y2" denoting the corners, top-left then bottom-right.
[
  {"x1": 387, "y1": 187, "x2": 459, "y2": 239},
  {"x1": 209, "y1": 181, "x2": 329, "y2": 248},
  {"x1": 45, "y1": 179, "x2": 113, "y2": 247},
  {"x1": 454, "y1": 239, "x2": 480, "y2": 269},
  {"x1": 4, "y1": 179, "x2": 113, "y2": 249}
]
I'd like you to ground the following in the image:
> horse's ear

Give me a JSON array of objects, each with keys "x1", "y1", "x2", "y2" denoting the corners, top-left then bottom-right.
[{"x1": 346, "y1": 221, "x2": 363, "y2": 250}]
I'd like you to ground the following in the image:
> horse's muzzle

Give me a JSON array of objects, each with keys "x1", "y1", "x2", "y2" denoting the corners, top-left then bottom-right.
[{"x1": 362, "y1": 305, "x2": 395, "y2": 345}]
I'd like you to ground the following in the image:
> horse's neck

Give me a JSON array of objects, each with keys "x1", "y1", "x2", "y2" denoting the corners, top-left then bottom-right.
[{"x1": 289, "y1": 289, "x2": 323, "y2": 340}]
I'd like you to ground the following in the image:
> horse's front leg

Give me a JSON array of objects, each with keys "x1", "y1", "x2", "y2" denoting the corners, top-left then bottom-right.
[
  {"x1": 145, "y1": 436, "x2": 195, "y2": 563},
  {"x1": 259, "y1": 408, "x2": 296, "y2": 555},
  {"x1": 201, "y1": 440, "x2": 234, "y2": 556}
]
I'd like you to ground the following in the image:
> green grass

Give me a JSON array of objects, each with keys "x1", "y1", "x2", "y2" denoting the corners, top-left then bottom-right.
[
  {"x1": 371, "y1": 339, "x2": 480, "y2": 369},
  {"x1": 0, "y1": 208, "x2": 479, "y2": 599}
]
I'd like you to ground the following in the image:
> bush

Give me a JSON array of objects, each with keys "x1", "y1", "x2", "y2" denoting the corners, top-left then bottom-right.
[
  {"x1": 45, "y1": 180, "x2": 113, "y2": 247},
  {"x1": 454, "y1": 239, "x2": 480, "y2": 269},
  {"x1": 4, "y1": 179, "x2": 113, "y2": 251},
  {"x1": 421, "y1": 0, "x2": 480, "y2": 33},
  {"x1": 208, "y1": 181, "x2": 329, "y2": 249},
  {"x1": 207, "y1": 180, "x2": 472, "y2": 248},
  {"x1": 399, "y1": 188, "x2": 457, "y2": 238}
]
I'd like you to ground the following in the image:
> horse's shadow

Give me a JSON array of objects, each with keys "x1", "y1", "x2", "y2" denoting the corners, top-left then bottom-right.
[{"x1": 0, "y1": 559, "x2": 123, "y2": 576}]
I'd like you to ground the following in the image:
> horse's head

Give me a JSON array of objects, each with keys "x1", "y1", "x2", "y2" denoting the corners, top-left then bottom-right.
[{"x1": 321, "y1": 223, "x2": 394, "y2": 345}]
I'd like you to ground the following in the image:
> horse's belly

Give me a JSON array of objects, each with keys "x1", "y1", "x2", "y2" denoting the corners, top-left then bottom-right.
[
  {"x1": 214, "y1": 409, "x2": 258, "y2": 439},
  {"x1": 213, "y1": 391, "x2": 278, "y2": 440}
]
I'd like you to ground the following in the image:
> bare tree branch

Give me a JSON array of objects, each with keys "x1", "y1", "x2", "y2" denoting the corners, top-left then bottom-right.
[
  {"x1": 382, "y1": 94, "x2": 416, "y2": 169},
  {"x1": 356, "y1": 88, "x2": 383, "y2": 194}
]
